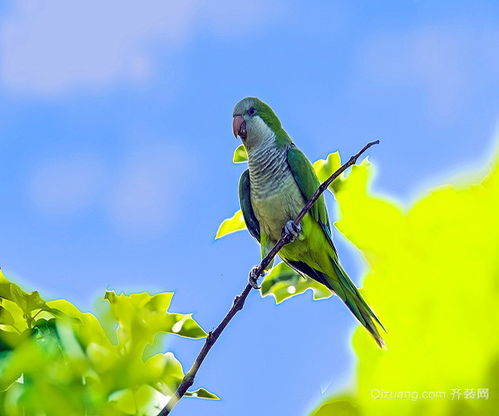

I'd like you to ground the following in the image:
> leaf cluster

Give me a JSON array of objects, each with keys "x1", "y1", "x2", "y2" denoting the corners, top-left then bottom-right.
[
  {"x1": 312, "y1": 157, "x2": 499, "y2": 415},
  {"x1": 0, "y1": 272, "x2": 217, "y2": 415}
]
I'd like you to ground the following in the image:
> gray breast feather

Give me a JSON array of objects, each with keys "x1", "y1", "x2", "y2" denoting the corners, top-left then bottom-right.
[{"x1": 248, "y1": 147, "x2": 305, "y2": 240}]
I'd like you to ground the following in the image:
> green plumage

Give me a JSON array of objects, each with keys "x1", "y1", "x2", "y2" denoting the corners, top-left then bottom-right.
[
  {"x1": 238, "y1": 170, "x2": 260, "y2": 242},
  {"x1": 235, "y1": 97, "x2": 385, "y2": 348}
]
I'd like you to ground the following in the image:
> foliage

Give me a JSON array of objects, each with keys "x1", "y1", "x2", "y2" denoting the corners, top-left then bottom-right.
[
  {"x1": 215, "y1": 209, "x2": 247, "y2": 239},
  {"x1": 0, "y1": 272, "x2": 217, "y2": 415},
  {"x1": 311, "y1": 157, "x2": 499, "y2": 415},
  {"x1": 233, "y1": 144, "x2": 248, "y2": 163},
  {"x1": 260, "y1": 262, "x2": 331, "y2": 304},
  {"x1": 218, "y1": 147, "x2": 499, "y2": 415}
]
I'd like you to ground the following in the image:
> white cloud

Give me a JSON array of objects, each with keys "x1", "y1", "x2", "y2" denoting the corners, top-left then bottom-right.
[
  {"x1": 29, "y1": 154, "x2": 106, "y2": 214},
  {"x1": 108, "y1": 142, "x2": 193, "y2": 238},
  {"x1": 201, "y1": 0, "x2": 281, "y2": 37},
  {"x1": 28, "y1": 143, "x2": 193, "y2": 238},
  {"x1": 0, "y1": 0, "x2": 280, "y2": 95},
  {"x1": 355, "y1": 23, "x2": 499, "y2": 123}
]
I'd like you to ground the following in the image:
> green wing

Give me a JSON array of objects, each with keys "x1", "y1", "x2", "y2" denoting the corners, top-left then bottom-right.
[
  {"x1": 238, "y1": 169, "x2": 260, "y2": 242},
  {"x1": 286, "y1": 145, "x2": 336, "y2": 252},
  {"x1": 239, "y1": 170, "x2": 275, "y2": 269}
]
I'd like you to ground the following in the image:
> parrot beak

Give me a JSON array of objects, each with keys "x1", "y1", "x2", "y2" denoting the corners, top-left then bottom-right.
[{"x1": 232, "y1": 115, "x2": 246, "y2": 140}]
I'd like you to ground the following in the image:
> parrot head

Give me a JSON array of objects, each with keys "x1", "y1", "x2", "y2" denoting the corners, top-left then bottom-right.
[{"x1": 232, "y1": 97, "x2": 284, "y2": 150}]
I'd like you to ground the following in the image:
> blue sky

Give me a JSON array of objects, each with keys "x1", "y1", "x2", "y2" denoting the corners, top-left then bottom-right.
[{"x1": 0, "y1": 1, "x2": 498, "y2": 415}]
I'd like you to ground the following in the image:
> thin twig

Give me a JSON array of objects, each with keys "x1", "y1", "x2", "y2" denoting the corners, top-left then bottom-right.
[{"x1": 158, "y1": 140, "x2": 380, "y2": 416}]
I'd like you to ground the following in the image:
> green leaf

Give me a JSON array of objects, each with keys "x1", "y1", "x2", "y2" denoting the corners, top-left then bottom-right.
[
  {"x1": 312, "y1": 153, "x2": 499, "y2": 415},
  {"x1": 104, "y1": 291, "x2": 206, "y2": 354},
  {"x1": 0, "y1": 271, "x2": 53, "y2": 331},
  {"x1": 310, "y1": 397, "x2": 359, "y2": 416},
  {"x1": 186, "y1": 388, "x2": 219, "y2": 400},
  {"x1": 46, "y1": 299, "x2": 112, "y2": 348},
  {"x1": 163, "y1": 313, "x2": 207, "y2": 339},
  {"x1": 0, "y1": 306, "x2": 14, "y2": 326},
  {"x1": 313, "y1": 152, "x2": 344, "y2": 193},
  {"x1": 0, "y1": 268, "x2": 217, "y2": 414},
  {"x1": 1, "y1": 299, "x2": 28, "y2": 334},
  {"x1": 0, "y1": 327, "x2": 29, "y2": 350},
  {"x1": 145, "y1": 352, "x2": 185, "y2": 395},
  {"x1": 260, "y1": 262, "x2": 332, "y2": 304},
  {"x1": 31, "y1": 318, "x2": 58, "y2": 338},
  {"x1": 232, "y1": 144, "x2": 248, "y2": 163},
  {"x1": 0, "y1": 270, "x2": 13, "y2": 298},
  {"x1": 24, "y1": 291, "x2": 45, "y2": 313},
  {"x1": 215, "y1": 209, "x2": 246, "y2": 239},
  {"x1": 0, "y1": 337, "x2": 50, "y2": 391},
  {"x1": 109, "y1": 384, "x2": 169, "y2": 415},
  {"x1": 0, "y1": 280, "x2": 26, "y2": 307}
]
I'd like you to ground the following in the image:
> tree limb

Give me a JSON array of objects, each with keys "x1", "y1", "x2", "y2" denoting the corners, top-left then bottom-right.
[{"x1": 157, "y1": 139, "x2": 380, "y2": 416}]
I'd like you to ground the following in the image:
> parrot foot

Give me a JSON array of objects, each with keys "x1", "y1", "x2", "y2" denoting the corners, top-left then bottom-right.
[
  {"x1": 248, "y1": 266, "x2": 263, "y2": 290},
  {"x1": 283, "y1": 220, "x2": 302, "y2": 242}
]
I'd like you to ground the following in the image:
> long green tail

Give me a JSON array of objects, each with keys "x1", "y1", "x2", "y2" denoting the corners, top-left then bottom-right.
[
  {"x1": 328, "y1": 259, "x2": 385, "y2": 349},
  {"x1": 286, "y1": 256, "x2": 386, "y2": 348}
]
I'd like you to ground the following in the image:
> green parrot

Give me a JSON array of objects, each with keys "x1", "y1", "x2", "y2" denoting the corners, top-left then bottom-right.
[{"x1": 232, "y1": 97, "x2": 385, "y2": 348}]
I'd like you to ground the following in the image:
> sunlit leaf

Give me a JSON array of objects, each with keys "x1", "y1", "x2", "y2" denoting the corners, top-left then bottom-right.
[
  {"x1": 1, "y1": 299, "x2": 28, "y2": 334},
  {"x1": 104, "y1": 291, "x2": 206, "y2": 353},
  {"x1": 186, "y1": 388, "x2": 219, "y2": 400},
  {"x1": 311, "y1": 397, "x2": 359, "y2": 416},
  {"x1": 145, "y1": 352, "x2": 185, "y2": 395},
  {"x1": 0, "y1": 339, "x2": 48, "y2": 391},
  {"x1": 215, "y1": 209, "x2": 246, "y2": 239},
  {"x1": 260, "y1": 262, "x2": 332, "y2": 304},
  {"x1": 47, "y1": 299, "x2": 112, "y2": 348},
  {"x1": 233, "y1": 144, "x2": 248, "y2": 163},
  {"x1": 313, "y1": 152, "x2": 344, "y2": 193},
  {"x1": 0, "y1": 307, "x2": 14, "y2": 326},
  {"x1": 109, "y1": 384, "x2": 169, "y2": 415},
  {"x1": 0, "y1": 273, "x2": 56, "y2": 332},
  {"x1": 163, "y1": 313, "x2": 207, "y2": 339},
  {"x1": 312, "y1": 155, "x2": 499, "y2": 415},
  {"x1": 0, "y1": 271, "x2": 214, "y2": 414}
]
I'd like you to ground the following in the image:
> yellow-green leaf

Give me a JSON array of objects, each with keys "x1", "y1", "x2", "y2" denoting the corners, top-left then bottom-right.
[
  {"x1": 311, "y1": 397, "x2": 359, "y2": 416},
  {"x1": 313, "y1": 151, "x2": 344, "y2": 193},
  {"x1": 233, "y1": 144, "x2": 248, "y2": 163},
  {"x1": 312, "y1": 154, "x2": 499, "y2": 415},
  {"x1": 0, "y1": 306, "x2": 14, "y2": 326},
  {"x1": 0, "y1": 271, "x2": 216, "y2": 413},
  {"x1": 109, "y1": 384, "x2": 169, "y2": 415},
  {"x1": 260, "y1": 262, "x2": 332, "y2": 304},
  {"x1": 146, "y1": 352, "x2": 185, "y2": 395},
  {"x1": 186, "y1": 388, "x2": 220, "y2": 400},
  {"x1": 47, "y1": 299, "x2": 112, "y2": 348},
  {"x1": 104, "y1": 291, "x2": 206, "y2": 353},
  {"x1": 215, "y1": 209, "x2": 246, "y2": 239}
]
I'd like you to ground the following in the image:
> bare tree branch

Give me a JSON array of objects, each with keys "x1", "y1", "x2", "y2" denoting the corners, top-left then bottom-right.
[{"x1": 158, "y1": 140, "x2": 380, "y2": 416}]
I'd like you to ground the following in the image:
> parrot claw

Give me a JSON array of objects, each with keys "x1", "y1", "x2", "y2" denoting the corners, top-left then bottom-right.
[
  {"x1": 248, "y1": 266, "x2": 263, "y2": 290},
  {"x1": 283, "y1": 220, "x2": 302, "y2": 242}
]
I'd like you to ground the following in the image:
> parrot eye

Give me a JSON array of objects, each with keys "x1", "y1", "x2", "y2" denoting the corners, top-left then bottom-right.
[{"x1": 248, "y1": 107, "x2": 257, "y2": 117}]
